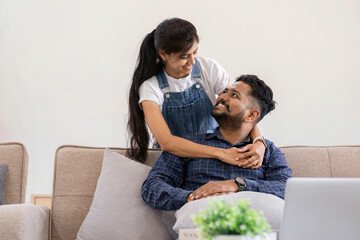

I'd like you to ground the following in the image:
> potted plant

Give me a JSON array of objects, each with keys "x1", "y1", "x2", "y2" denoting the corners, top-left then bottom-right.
[{"x1": 192, "y1": 199, "x2": 271, "y2": 240}]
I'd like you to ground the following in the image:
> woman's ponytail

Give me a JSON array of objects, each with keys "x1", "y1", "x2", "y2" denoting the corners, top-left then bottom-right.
[
  {"x1": 128, "y1": 18, "x2": 199, "y2": 162},
  {"x1": 128, "y1": 29, "x2": 162, "y2": 162}
]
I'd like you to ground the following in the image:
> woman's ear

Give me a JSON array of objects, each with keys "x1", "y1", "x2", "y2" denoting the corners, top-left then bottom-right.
[
  {"x1": 245, "y1": 109, "x2": 260, "y2": 123},
  {"x1": 158, "y1": 49, "x2": 167, "y2": 62}
]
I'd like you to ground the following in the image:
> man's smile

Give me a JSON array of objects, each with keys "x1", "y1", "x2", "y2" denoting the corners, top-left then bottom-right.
[{"x1": 215, "y1": 100, "x2": 229, "y2": 111}]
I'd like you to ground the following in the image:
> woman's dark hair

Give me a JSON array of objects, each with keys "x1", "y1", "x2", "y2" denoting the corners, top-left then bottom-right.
[{"x1": 128, "y1": 18, "x2": 199, "y2": 162}]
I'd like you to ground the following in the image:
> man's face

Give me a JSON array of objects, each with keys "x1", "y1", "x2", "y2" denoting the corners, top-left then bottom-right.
[{"x1": 212, "y1": 81, "x2": 253, "y2": 129}]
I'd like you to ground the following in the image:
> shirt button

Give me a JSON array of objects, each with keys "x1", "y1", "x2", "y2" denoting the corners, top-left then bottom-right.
[
  {"x1": 166, "y1": 93, "x2": 170, "y2": 99},
  {"x1": 196, "y1": 84, "x2": 200, "y2": 89}
]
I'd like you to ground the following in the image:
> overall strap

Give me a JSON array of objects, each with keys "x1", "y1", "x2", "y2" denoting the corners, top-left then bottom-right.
[
  {"x1": 156, "y1": 70, "x2": 169, "y2": 89},
  {"x1": 191, "y1": 59, "x2": 201, "y2": 79},
  {"x1": 156, "y1": 58, "x2": 201, "y2": 90}
]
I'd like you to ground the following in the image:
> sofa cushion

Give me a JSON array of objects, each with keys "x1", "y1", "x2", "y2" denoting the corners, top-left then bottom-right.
[
  {"x1": 76, "y1": 149, "x2": 176, "y2": 240},
  {"x1": 173, "y1": 191, "x2": 284, "y2": 233},
  {"x1": 0, "y1": 204, "x2": 49, "y2": 240},
  {"x1": 0, "y1": 163, "x2": 8, "y2": 205},
  {"x1": 0, "y1": 142, "x2": 28, "y2": 204}
]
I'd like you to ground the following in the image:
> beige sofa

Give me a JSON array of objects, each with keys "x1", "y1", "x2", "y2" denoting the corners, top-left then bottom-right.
[
  {"x1": 0, "y1": 142, "x2": 50, "y2": 240},
  {"x1": 1, "y1": 143, "x2": 358, "y2": 239},
  {"x1": 50, "y1": 145, "x2": 360, "y2": 240}
]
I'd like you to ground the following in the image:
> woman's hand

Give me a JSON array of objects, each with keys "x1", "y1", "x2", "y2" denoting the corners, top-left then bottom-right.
[
  {"x1": 218, "y1": 142, "x2": 265, "y2": 168},
  {"x1": 236, "y1": 141, "x2": 266, "y2": 169},
  {"x1": 218, "y1": 147, "x2": 246, "y2": 166}
]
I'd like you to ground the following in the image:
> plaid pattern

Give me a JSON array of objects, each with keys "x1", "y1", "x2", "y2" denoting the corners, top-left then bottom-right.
[{"x1": 142, "y1": 128, "x2": 292, "y2": 210}]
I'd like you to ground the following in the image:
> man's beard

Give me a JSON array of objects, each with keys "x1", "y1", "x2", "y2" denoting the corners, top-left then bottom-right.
[{"x1": 211, "y1": 106, "x2": 247, "y2": 131}]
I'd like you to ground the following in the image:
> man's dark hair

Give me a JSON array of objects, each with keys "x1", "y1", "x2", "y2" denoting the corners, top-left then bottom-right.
[{"x1": 236, "y1": 75, "x2": 276, "y2": 123}]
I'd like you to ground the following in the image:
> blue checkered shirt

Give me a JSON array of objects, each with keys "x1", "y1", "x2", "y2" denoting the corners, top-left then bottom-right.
[{"x1": 142, "y1": 128, "x2": 292, "y2": 210}]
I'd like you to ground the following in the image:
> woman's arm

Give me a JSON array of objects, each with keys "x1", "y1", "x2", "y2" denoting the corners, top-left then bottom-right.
[
  {"x1": 142, "y1": 101, "x2": 241, "y2": 165},
  {"x1": 237, "y1": 125, "x2": 266, "y2": 169}
]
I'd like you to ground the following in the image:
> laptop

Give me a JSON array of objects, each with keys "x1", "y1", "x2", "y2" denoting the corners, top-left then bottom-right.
[{"x1": 280, "y1": 178, "x2": 360, "y2": 240}]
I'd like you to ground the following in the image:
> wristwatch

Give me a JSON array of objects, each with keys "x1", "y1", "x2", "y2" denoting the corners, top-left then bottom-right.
[
  {"x1": 253, "y1": 136, "x2": 267, "y2": 149},
  {"x1": 234, "y1": 177, "x2": 246, "y2": 192}
]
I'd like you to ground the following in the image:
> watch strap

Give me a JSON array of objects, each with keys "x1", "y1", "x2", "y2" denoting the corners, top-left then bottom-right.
[{"x1": 253, "y1": 136, "x2": 267, "y2": 149}]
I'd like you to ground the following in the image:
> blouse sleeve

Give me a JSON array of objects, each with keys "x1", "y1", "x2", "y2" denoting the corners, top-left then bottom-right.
[
  {"x1": 212, "y1": 60, "x2": 230, "y2": 94},
  {"x1": 138, "y1": 77, "x2": 163, "y2": 108},
  {"x1": 198, "y1": 57, "x2": 230, "y2": 96}
]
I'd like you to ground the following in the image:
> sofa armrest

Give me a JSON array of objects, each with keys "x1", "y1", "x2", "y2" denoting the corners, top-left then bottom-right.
[{"x1": 0, "y1": 204, "x2": 50, "y2": 240}]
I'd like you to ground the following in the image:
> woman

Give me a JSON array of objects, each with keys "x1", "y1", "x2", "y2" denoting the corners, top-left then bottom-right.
[{"x1": 128, "y1": 18, "x2": 266, "y2": 167}]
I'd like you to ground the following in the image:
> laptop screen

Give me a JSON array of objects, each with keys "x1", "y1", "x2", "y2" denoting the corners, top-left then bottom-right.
[{"x1": 280, "y1": 178, "x2": 360, "y2": 240}]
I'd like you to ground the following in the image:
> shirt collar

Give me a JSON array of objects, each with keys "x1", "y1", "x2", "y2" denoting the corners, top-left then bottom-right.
[{"x1": 206, "y1": 127, "x2": 252, "y2": 146}]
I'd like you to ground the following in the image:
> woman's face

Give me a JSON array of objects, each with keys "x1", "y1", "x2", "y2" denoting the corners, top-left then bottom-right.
[{"x1": 159, "y1": 42, "x2": 198, "y2": 79}]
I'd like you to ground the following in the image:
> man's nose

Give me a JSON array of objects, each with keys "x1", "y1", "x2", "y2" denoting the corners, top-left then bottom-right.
[
  {"x1": 222, "y1": 92, "x2": 230, "y2": 100},
  {"x1": 217, "y1": 93, "x2": 229, "y2": 103}
]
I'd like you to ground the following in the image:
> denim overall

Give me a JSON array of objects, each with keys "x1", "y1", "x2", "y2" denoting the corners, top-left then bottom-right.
[{"x1": 156, "y1": 59, "x2": 218, "y2": 138}]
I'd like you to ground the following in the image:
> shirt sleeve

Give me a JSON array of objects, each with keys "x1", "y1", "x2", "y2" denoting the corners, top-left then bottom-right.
[
  {"x1": 243, "y1": 141, "x2": 292, "y2": 199},
  {"x1": 200, "y1": 57, "x2": 230, "y2": 94},
  {"x1": 211, "y1": 60, "x2": 230, "y2": 94},
  {"x1": 198, "y1": 57, "x2": 230, "y2": 102},
  {"x1": 141, "y1": 152, "x2": 192, "y2": 211},
  {"x1": 138, "y1": 77, "x2": 163, "y2": 107}
]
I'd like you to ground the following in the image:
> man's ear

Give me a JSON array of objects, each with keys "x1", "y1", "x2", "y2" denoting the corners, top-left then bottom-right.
[
  {"x1": 158, "y1": 49, "x2": 167, "y2": 62},
  {"x1": 244, "y1": 109, "x2": 260, "y2": 123}
]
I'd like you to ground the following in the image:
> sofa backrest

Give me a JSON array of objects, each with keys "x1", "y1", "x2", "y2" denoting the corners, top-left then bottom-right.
[
  {"x1": 0, "y1": 142, "x2": 28, "y2": 204},
  {"x1": 281, "y1": 146, "x2": 360, "y2": 177},
  {"x1": 51, "y1": 145, "x2": 360, "y2": 240}
]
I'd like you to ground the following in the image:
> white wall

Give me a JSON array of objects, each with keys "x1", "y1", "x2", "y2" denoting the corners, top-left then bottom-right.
[{"x1": 1, "y1": 0, "x2": 359, "y2": 202}]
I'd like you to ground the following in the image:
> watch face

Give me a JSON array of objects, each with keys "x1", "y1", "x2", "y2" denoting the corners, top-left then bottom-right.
[
  {"x1": 236, "y1": 177, "x2": 245, "y2": 185},
  {"x1": 235, "y1": 177, "x2": 246, "y2": 192}
]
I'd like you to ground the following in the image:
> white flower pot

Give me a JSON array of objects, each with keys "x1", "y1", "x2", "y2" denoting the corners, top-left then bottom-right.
[{"x1": 212, "y1": 232, "x2": 272, "y2": 240}]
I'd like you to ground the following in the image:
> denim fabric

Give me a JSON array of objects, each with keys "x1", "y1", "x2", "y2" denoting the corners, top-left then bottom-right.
[{"x1": 156, "y1": 59, "x2": 218, "y2": 138}]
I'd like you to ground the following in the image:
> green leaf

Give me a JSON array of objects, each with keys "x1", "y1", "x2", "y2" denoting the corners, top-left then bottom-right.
[{"x1": 192, "y1": 199, "x2": 271, "y2": 239}]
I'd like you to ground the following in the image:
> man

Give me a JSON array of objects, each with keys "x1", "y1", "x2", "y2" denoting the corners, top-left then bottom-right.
[{"x1": 142, "y1": 75, "x2": 292, "y2": 211}]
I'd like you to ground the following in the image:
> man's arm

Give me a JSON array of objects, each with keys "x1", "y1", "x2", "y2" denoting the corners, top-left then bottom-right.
[
  {"x1": 141, "y1": 152, "x2": 191, "y2": 211},
  {"x1": 242, "y1": 140, "x2": 292, "y2": 199}
]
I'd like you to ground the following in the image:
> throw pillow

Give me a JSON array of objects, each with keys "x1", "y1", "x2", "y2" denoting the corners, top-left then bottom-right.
[
  {"x1": 0, "y1": 163, "x2": 8, "y2": 205},
  {"x1": 173, "y1": 191, "x2": 284, "y2": 233},
  {"x1": 76, "y1": 149, "x2": 176, "y2": 240}
]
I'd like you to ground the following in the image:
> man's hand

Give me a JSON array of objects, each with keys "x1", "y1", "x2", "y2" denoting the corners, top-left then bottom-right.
[
  {"x1": 187, "y1": 180, "x2": 238, "y2": 202},
  {"x1": 187, "y1": 192, "x2": 231, "y2": 202},
  {"x1": 237, "y1": 141, "x2": 265, "y2": 169}
]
